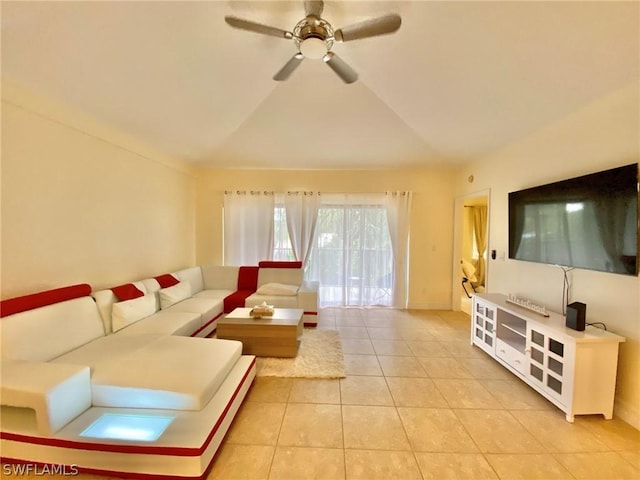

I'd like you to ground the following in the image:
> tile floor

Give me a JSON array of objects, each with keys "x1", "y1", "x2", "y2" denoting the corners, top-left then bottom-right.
[
  {"x1": 3, "y1": 308, "x2": 639, "y2": 479},
  {"x1": 208, "y1": 308, "x2": 639, "y2": 480}
]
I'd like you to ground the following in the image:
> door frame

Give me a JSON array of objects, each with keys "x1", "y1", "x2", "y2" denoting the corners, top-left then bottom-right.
[{"x1": 451, "y1": 189, "x2": 491, "y2": 312}]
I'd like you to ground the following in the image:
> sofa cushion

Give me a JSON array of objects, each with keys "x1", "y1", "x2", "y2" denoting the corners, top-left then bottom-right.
[
  {"x1": 111, "y1": 293, "x2": 157, "y2": 332},
  {"x1": 164, "y1": 297, "x2": 222, "y2": 325},
  {"x1": 88, "y1": 336, "x2": 243, "y2": 410},
  {"x1": 224, "y1": 289, "x2": 254, "y2": 314},
  {"x1": 111, "y1": 283, "x2": 145, "y2": 301},
  {"x1": 1, "y1": 296, "x2": 105, "y2": 362},
  {"x1": 159, "y1": 281, "x2": 192, "y2": 309},
  {"x1": 52, "y1": 333, "x2": 165, "y2": 369},
  {"x1": 155, "y1": 273, "x2": 180, "y2": 288},
  {"x1": 201, "y1": 265, "x2": 240, "y2": 290},
  {"x1": 257, "y1": 268, "x2": 303, "y2": 288},
  {"x1": 113, "y1": 311, "x2": 202, "y2": 337},
  {"x1": 173, "y1": 267, "x2": 204, "y2": 294},
  {"x1": 245, "y1": 293, "x2": 298, "y2": 309},
  {"x1": 237, "y1": 266, "x2": 259, "y2": 290},
  {"x1": 193, "y1": 288, "x2": 235, "y2": 301},
  {"x1": 256, "y1": 282, "x2": 299, "y2": 296},
  {"x1": 140, "y1": 278, "x2": 161, "y2": 295}
]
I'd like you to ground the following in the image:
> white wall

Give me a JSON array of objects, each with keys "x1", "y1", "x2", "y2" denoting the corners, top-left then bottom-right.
[
  {"x1": 1, "y1": 83, "x2": 197, "y2": 297},
  {"x1": 455, "y1": 82, "x2": 640, "y2": 428}
]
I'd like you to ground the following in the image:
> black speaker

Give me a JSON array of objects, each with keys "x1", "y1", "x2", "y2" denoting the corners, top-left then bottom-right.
[{"x1": 566, "y1": 302, "x2": 586, "y2": 331}]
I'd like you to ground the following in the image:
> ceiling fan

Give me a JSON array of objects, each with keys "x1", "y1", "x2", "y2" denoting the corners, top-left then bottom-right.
[{"x1": 225, "y1": 0, "x2": 401, "y2": 84}]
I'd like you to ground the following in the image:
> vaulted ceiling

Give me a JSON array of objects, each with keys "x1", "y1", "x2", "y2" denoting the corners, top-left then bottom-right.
[{"x1": 2, "y1": 1, "x2": 638, "y2": 169}]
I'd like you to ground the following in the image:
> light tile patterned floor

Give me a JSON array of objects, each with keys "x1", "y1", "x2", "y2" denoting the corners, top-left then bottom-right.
[
  {"x1": 4, "y1": 308, "x2": 638, "y2": 479},
  {"x1": 208, "y1": 308, "x2": 639, "y2": 480}
]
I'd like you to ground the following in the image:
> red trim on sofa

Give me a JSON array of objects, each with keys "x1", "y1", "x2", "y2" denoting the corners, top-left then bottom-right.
[
  {"x1": 198, "y1": 356, "x2": 256, "y2": 454},
  {"x1": 221, "y1": 266, "x2": 260, "y2": 314},
  {"x1": 0, "y1": 461, "x2": 208, "y2": 480},
  {"x1": 237, "y1": 266, "x2": 259, "y2": 291},
  {"x1": 223, "y1": 290, "x2": 253, "y2": 314},
  {"x1": 258, "y1": 261, "x2": 303, "y2": 269},
  {"x1": 303, "y1": 312, "x2": 318, "y2": 327},
  {"x1": 154, "y1": 274, "x2": 180, "y2": 288},
  {"x1": 0, "y1": 284, "x2": 92, "y2": 318},
  {"x1": 111, "y1": 283, "x2": 144, "y2": 302},
  {"x1": 190, "y1": 312, "x2": 223, "y2": 337},
  {"x1": 0, "y1": 357, "x2": 256, "y2": 458}
]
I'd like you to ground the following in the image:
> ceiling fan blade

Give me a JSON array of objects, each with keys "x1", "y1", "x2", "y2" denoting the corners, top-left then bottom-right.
[
  {"x1": 323, "y1": 52, "x2": 358, "y2": 84},
  {"x1": 225, "y1": 16, "x2": 293, "y2": 39},
  {"x1": 304, "y1": 0, "x2": 324, "y2": 18},
  {"x1": 334, "y1": 14, "x2": 401, "y2": 42},
  {"x1": 273, "y1": 54, "x2": 304, "y2": 81}
]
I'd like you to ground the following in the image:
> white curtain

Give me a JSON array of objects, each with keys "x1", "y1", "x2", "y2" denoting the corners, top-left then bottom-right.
[
  {"x1": 285, "y1": 191, "x2": 320, "y2": 268},
  {"x1": 385, "y1": 191, "x2": 412, "y2": 308},
  {"x1": 223, "y1": 190, "x2": 274, "y2": 265}
]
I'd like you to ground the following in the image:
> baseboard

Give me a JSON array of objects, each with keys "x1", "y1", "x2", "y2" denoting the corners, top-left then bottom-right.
[{"x1": 614, "y1": 397, "x2": 640, "y2": 430}]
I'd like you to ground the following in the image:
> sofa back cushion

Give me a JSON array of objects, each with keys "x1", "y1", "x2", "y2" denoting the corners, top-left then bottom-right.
[
  {"x1": 201, "y1": 266, "x2": 240, "y2": 290},
  {"x1": 111, "y1": 293, "x2": 157, "y2": 332},
  {"x1": 159, "y1": 281, "x2": 192, "y2": 309},
  {"x1": 173, "y1": 267, "x2": 204, "y2": 294},
  {"x1": 92, "y1": 281, "x2": 148, "y2": 334},
  {"x1": 257, "y1": 268, "x2": 303, "y2": 288},
  {"x1": 237, "y1": 266, "x2": 259, "y2": 291},
  {"x1": 1, "y1": 294, "x2": 105, "y2": 362}
]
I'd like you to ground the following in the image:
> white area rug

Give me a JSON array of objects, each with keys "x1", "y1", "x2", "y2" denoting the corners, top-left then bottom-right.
[{"x1": 255, "y1": 329, "x2": 346, "y2": 378}]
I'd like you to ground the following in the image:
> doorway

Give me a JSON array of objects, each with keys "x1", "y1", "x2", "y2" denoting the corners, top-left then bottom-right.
[{"x1": 452, "y1": 190, "x2": 490, "y2": 314}]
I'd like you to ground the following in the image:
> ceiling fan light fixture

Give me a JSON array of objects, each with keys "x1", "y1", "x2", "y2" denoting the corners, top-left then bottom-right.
[
  {"x1": 225, "y1": 1, "x2": 402, "y2": 84},
  {"x1": 299, "y1": 37, "x2": 327, "y2": 59}
]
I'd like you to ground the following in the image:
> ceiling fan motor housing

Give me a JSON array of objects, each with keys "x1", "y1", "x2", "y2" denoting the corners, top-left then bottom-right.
[{"x1": 294, "y1": 16, "x2": 334, "y2": 59}]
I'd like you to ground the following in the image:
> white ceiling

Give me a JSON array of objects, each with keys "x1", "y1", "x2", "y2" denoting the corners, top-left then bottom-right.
[{"x1": 2, "y1": 1, "x2": 638, "y2": 169}]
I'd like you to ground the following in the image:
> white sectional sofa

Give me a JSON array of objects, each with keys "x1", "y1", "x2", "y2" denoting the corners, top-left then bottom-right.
[
  {"x1": 91, "y1": 263, "x2": 318, "y2": 338},
  {"x1": 0, "y1": 282, "x2": 254, "y2": 478},
  {"x1": 0, "y1": 262, "x2": 318, "y2": 478}
]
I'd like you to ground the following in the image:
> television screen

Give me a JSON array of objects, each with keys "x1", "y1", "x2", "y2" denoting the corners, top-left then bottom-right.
[{"x1": 509, "y1": 163, "x2": 639, "y2": 276}]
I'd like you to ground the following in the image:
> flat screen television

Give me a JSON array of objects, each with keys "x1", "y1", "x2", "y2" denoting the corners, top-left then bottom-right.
[{"x1": 509, "y1": 163, "x2": 639, "y2": 276}]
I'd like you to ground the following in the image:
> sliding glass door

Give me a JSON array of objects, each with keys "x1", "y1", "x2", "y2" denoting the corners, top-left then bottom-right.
[{"x1": 306, "y1": 195, "x2": 393, "y2": 307}]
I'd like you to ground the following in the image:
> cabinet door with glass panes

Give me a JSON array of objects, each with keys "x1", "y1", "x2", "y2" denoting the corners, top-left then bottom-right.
[
  {"x1": 471, "y1": 297, "x2": 496, "y2": 355},
  {"x1": 526, "y1": 325, "x2": 574, "y2": 407}
]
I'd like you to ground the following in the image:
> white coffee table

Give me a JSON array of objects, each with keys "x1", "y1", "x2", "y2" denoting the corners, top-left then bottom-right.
[{"x1": 217, "y1": 308, "x2": 304, "y2": 357}]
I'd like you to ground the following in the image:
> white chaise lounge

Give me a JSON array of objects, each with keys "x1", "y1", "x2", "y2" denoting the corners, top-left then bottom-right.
[{"x1": 0, "y1": 283, "x2": 256, "y2": 479}]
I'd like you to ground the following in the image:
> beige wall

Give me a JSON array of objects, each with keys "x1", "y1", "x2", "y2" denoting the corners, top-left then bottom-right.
[
  {"x1": 195, "y1": 167, "x2": 457, "y2": 309},
  {"x1": 1, "y1": 84, "x2": 197, "y2": 298},
  {"x1": 455, "y1": 82, "x2": 640, "y2": 428}
]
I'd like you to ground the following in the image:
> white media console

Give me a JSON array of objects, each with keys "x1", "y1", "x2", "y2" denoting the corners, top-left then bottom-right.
[{"x1": 471, "y1": 293, "x2": 625, "y2": 422}]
